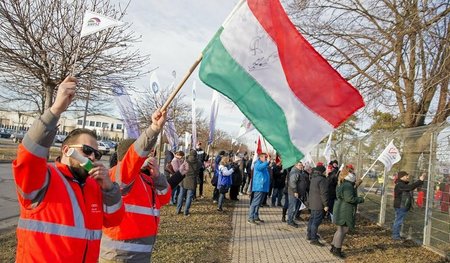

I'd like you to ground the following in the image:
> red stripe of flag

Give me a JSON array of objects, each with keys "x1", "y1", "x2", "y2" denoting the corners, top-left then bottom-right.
[{"x1": 247, "y1": 0, "x2": 365, "y2": 127}]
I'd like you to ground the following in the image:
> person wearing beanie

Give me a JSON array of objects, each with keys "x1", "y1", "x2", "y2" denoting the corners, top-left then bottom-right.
[
  {"x1": 307, "y1": 163, "x2": 329, "y2": 246},
  {"x1": 326, "y1": 160, "x2": 340, "y2": 221},
  {"x1": 392, "y1": 171, "x2": 426, "y2": 241},
  {"x1": 330, "y1": 165, "x2": 364, "y2": 258},
  {"x1": 100, "y1": 109, "x2": 189, "y2": 262}
]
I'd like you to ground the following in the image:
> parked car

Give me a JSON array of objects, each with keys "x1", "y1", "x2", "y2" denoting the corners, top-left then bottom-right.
[
  {"x1": 54, "y1": 135, "x2": 67, "y2": 143},
  {"x1": 11, "y1": 131, "x2": 26, "y2": 143},
  {"x1": 0, "y1": 128, "x2": 12, "y2": 138},
  {"x1": 97, "y1": 141, "x2": 111, "y2": 155},
  {"x1": 104, "y1": 140, "x2": 118, "y2": 150}
]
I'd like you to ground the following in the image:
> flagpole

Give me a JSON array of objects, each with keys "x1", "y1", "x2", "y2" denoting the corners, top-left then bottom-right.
[
  {"x1": 70, "y1": 39, "x2": 83, "y2": 76},
  {"x1": 161, "y1": 54, "x2": 203, "y2": 112},
  {"x1": 360, "y1": 159, "x2": 378, "y2": 180}
]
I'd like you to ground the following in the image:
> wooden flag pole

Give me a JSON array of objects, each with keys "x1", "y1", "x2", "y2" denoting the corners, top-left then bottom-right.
[{"x1": 161, "y1": 54, "x2": 203, "y2": 112}]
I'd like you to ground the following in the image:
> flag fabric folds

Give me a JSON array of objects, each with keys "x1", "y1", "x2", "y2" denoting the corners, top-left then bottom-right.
[
  {"x1": 150, "y1": 71, "x2": 160, "y2": 94},
  {"x1": 251, "y1": 135, "x2": 262, "y2": 170},
  {"x1": 110, "y1": 80, "x2": 140, "y2": 139},
  {"x1": 80, "y1": 10, "x2": 125, "y2": 38},
  {"x1": 199, "y1": 0, "x2": 365, "y2": 167},
  {"x1": 208, "y1": 91, "x2": 220, "y2": 145},
  {"x1": 377, "y1": 140, "x2": 401, "y2": 172},
  {"x1": 164, "y1": 120, "x2": 179, "y2": 152}
]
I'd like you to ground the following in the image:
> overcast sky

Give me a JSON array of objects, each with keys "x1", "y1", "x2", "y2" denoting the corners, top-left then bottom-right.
[{"x1": 119, "y1": 0, "x2": 246, "y2": 137}]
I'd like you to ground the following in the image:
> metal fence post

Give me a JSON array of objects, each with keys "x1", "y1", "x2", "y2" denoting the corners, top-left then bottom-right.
[
  {"x1": 423, "y1": 132, "x2": 434, "y2": 246},
  {"x1": 378, "y1": 167, "x2": 388, "y2": 226}
]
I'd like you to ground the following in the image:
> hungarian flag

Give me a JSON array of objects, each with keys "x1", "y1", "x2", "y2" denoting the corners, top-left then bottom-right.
[{"x1": 199, "y1": 0, "x2": 365, "y2": 167}]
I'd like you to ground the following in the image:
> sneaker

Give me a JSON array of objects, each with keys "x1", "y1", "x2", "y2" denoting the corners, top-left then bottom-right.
[
  {"x1": 288, "y1": 222, "x2": 299, "y2": 228},
  {"x1": 184, "y1": 213, "x2": 190, "y2": 217},
  {"x1": 310, "y1": 240, "x2": 324, "y2": 247},
  {"x1": 255, "y1": 218, "x2": 265, "y2": 223},
  {"x1": 217, "y1": 208, "x2": 223, "y2": 212},
  {"x1": 213, "y1": 200, "x2": 218, "y2": 204},
  {"x1": 247, "y1": 219, "x2": 258, "y2": 225}
]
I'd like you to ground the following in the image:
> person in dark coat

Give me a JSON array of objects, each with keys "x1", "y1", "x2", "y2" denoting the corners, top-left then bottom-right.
[
  {"x1": 287, "y1": 161, "x2": 309, "y2": 227},
  {"x1": 195, "y1": 142, "x2": 207, "y2": 198},
  {"x1": 176, "y1": 149, "x2": 199, "y2": 216},
  {"x1": 307, "y1": 163, "x2": 329, "y2": 246},
  {"x1": 229, "y1": 157, "x2": 243, "y2": 201},
  {"x1": 271, "y1": 160, "x2": 286, "y2": 207},
  {"x1": 330, "y1": 165, "x2": 364, "y2": 258},
  {"x1": 326, "y1": 160, "x2": 339, "y2": 220},
  {"x1": 392, "y1": 171, "x2": 425, "y2": 240}
]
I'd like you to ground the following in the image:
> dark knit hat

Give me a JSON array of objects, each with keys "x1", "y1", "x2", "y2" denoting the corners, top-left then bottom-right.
[
  {"x1": 314, "y1": 164, "x2": 326, "y2": 174},
  {"x1": 117, "y1": 139, "x2": 136, "y2": 161}
]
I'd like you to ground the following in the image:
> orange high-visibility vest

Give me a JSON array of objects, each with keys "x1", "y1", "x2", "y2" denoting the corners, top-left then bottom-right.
[
  {"x1": 13, "y1": 143, "x2": 124, "y2": 263},
  {"x1": 100, "y1": 143, "x2": 171, "y2": 261}
]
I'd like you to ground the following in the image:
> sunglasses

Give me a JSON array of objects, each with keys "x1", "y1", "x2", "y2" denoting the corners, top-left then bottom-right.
[{"x1": 69, "y1": 144, "x2": 102, "y2": 160}]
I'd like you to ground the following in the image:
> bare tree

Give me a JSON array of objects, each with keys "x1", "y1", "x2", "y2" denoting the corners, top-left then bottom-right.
[
  {"x1": 288, "y1": 0, "x2": 450, "y2": 172},
  {"x1": 0, "y1": 0, "x2": 150, "y2": 113}
]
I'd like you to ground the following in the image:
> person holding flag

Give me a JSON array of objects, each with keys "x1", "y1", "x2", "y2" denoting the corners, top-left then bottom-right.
[
  {"x1": 392, "y1": 171, "x2": 426, "y2": 241},
  {"x1": 330, "y1": 164, "x2": 364, "y2": 258},
  {"x1": 12, "y1": 76, "x2": 125, "y2": 262},
  {"x1": 247, "y1": 153, "x2": 270, "y2": 225}
]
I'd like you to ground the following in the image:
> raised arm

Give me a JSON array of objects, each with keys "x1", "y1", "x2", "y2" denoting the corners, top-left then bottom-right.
[{"x1": 13, "y1": 76, "x2": 77, "y2": 209}]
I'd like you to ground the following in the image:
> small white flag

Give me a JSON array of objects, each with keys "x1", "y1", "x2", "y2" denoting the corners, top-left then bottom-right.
[
  {"x1": 80, "y1": 10, "x2": 125, "y2": 38},
  {"x1": 323, "y1": 132, "x2": 333, "y2": 164},
  {"x1": 237, "y1": 118, "x2": 255, "y2": 138},
  {"x1": 184, "y1": 132, "x2": 192, "y2": 151},
  {"x1": 299, "y1": 201, "x2": 307, "y2": 211},
  {"x1": 377, "y1": 140, "x2": 401, "y2": 172}
]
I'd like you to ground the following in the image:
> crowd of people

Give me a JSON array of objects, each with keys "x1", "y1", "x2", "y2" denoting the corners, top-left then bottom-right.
[{"x1": 11, "y1": 77, "x2": 434, "y2": 262}]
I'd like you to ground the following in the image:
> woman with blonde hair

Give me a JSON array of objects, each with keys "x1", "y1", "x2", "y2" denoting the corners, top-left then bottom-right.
[{"x1": 330, "y1": 164, "x2": 364, "y2": 258}]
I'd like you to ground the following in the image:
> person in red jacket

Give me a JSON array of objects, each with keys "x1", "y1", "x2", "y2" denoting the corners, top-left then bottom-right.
[
  {"x1": 12, "y1": 76, "x2": 125, "y2": 263},
  {"x1": 100, "y1": 116, "x2": 189, "y2": 262}
]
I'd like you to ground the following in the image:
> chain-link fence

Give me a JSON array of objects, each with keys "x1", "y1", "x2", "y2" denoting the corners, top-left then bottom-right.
[{"x1": 310, "y1": 123, "x2": 450, "y2": 258}]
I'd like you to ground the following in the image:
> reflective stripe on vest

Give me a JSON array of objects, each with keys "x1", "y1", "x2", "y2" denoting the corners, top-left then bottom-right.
[
  {"x1": 125, "y1": 204, "x2": 160, "y2": 217},
  {"x1": 17, "y1": 164, "x2": 101, "y2": 240},
  {"x1": 103, "y1": 199, "x2": 123, "y2": 214},
  {"x1": 101, "y1": 238, "x2": 153, "y2": 253},
  {"x1": 17, "y1": 218, "x2": 102, "y2": 240},
  {"x1": 156, "y1": 187, "x2": 168, "y2": 195}
]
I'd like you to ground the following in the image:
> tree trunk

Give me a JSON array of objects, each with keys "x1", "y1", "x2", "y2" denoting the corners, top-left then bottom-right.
[{"x1": 43, "y1": 84, "x2": 55, "y2": 113}]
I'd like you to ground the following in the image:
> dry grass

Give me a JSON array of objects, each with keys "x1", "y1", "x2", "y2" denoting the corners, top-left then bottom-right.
[
  {"x1": 0, "y1": 146, "x2": 61, "y2": 161},
  {"x1": 317, "y1": 214, "x2": 449, "y2": 263},
  {"x1": 152, "y1": 184, "x2": 234, "y2": 263}
]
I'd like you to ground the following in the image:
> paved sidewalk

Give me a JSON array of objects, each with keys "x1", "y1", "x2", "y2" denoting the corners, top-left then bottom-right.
[{"x1": 230, "y1": 194, "x2": 342, "y2": 263}]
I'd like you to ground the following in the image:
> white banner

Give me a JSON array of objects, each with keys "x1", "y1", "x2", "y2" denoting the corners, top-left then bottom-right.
[
  {"x1": 377, "y1": 140, "x2": 401, "y2": 172},
  {"x1": 208, "y1": 91, "x2": 220, "y2": 145},
  {"x1": 164, "y1": 120, "x2": 178, "y2": 151},
  {"x1": 110, "y1": 80, "x2": 140, "y2": 139}
]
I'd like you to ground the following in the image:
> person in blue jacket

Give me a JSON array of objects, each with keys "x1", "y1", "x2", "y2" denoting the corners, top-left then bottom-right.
[{"x1": 247, "y1": 153, "x2": 270, "y2": 225}]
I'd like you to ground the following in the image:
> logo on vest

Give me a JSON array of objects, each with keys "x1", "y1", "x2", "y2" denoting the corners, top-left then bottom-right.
[{"x1": 91, "y1": 203, "x2": 101, "y2": 213}]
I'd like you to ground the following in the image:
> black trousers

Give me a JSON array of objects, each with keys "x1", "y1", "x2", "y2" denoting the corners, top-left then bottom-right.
[{"x1": 230, "y1": 185, "x2": 240, "y2": 200}]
